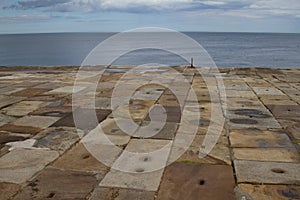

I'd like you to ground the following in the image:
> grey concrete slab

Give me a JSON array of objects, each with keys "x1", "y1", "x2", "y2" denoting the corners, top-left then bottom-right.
[
  {"x1": 13, "y1": 167, "x2": 97, "y2": 200},
  {"x1": 0, "y1": 149, "x2": 59, "y2": 184},
  {"x1": 12, "y1": 115, "x2": 60, "y2": 129},
  {"x1": 238, "y1": 184, "x2": 300, "y2": 200},
  {"x1": 90, "y1": 187, "x2": 155, "y2": 200},
  {"x1": 234, "y1": 160, "x2": 300, "y2": 184}
]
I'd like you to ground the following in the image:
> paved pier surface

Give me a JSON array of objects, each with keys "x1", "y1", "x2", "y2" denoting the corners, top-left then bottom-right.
[{"x1": 0, "y1": 66, "x2": 299, "y2": 200}]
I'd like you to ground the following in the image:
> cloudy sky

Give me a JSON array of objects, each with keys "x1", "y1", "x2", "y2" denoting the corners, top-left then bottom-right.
[{"x1": 0, "y1": 0, "x2": 299, "y2": 33}]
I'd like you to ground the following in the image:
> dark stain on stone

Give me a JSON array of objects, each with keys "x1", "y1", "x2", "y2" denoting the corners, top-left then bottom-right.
[
  {"x1": 198, "y1": 120, "x2": 210, "y2": 126},
  {"x1": 271, "y1": 168, "x2": 285, "y2": 174},
  {"x1": 234, "y1": 109, "x2": 271, "y2": 118},
  {"x1": 230, "y1": 119, "x2": 258, "y2": 125},
  {"x1": 256, "y1": 139, "x2": 269, "y2": 148},
  {"x1": 199, "y1": 180, "x2": 205, "y2": 186},
  {"x1": 135, "y1": 168, "x2": 145, "y2": 173},
  {"x1": 278, "y1": 188, "x2": 300, "y2": 199},
  {"x1": 46, "y1": 192, "x2": 55, "y2": 198}
]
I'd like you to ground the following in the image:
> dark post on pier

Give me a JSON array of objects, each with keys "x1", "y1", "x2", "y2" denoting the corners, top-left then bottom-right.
[{"x1": 190, "y1": 57, "x2": 194, "y2": 68}]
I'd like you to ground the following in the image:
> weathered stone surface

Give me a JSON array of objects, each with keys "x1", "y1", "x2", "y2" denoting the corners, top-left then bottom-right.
[
  {"x1": 51, "y1": 108, "x2": 111, "y2": 132},
  {"x1": 278, "y1": 119, "x2": 300, "y2": 140},
  {"x1": 238, "y1": 184, "x2": 300, "y2": 200},
  {"x1": 260, "y1": 95, "x2": 297, "y2": 105},
  {"x1": 0, "y1": 149, "x2": 59, "y2": 184},
  {"x1": 230, "y1": 129, "x2": 294, "y2": 148},
  {"x1": 0, "y1": 131, "x2": 29, "y2": 145},
  {"x1": 134, "y1": 122, "x2": 178, "y2": 139},
  {"x1": 252, "y1": 87, "x2": 285, "y2": 96},
  {"x1": 12, "y1": 115, "x2": 60, "y2": 129},
  {"x1": 10, "y1": 88, "x2": 50, "y2": 97},
  {"x1": 52, "y1": 143, "x2": 108, "y2": 172},
  {"x1": 234, "y1": 160, "x2": 300, "y2": 184},
  {"x1": 144, "y1": 106, "x2": 181, "y2": 123},
  {"x1": 80, "y1": 128, "x2": 124, "y2": 166},
  {"x1": 233, "y1": 148, "x2": 300, "y2": 162},
  {"x1": 2, "y1": 101, "x2": 47, "y2": 117},
  {"x1": 0, "y1": 182, "x2": 21, "y2": 200},
  {"x1": 48, "y1": 86, "x2": 86, "y2": 94},
  {"x1": 266, "y1": 105, "x2": 300, "y2": 119},
  {"x1": 0, "y1": 87, "x2": 25, "y2": 95},
  {"x1": 132, "y1": 88, "x2": 164, "y2": 101},
  {"x1": 114, "y1": 138, "x2": 171, "y2": 170},
  {"x1": 169, "y1": 135, "x2": 231, "y2": 165},
  {"x1": 223, "y1": 97, "x2": 263, "y2": 108},
  {"x1": 29, "y1": 106, "x2": 72, "y2": 117},
  {"x1": 7, "y1": 139, "x2": 36, "y2": 151},
  {"x1": 157, "y1": 163, "x2": 235, "y2": 200},
  {"x1": 0, "y1": 95, "x2": 25, "y2": 109},
  {"x1": 13, "y1": 167, "x2": 97, "y2": 200},
  {"x1": 90, "y1": 187, "x2": 156, "y2": 200},
  {"x1": 226, "y1": 106, "x2": 282, "y2": 129},
  {"x1": 0, "y1": 113, "x2": 16, "y2": 126},
  {"x1": 34, "y1": 127, "x2": 82, "y2": 154},
  {"x1": 99, "y1": 168, "x2": 164, "y2": 192},
  {"x1": 0, "y1": 124, "x2": 42, "y2": 135}
]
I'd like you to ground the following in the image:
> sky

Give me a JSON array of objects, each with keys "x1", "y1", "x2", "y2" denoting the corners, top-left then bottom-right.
[{"x1": 0, "y1": 0, "x2": 300, "y2": 34}]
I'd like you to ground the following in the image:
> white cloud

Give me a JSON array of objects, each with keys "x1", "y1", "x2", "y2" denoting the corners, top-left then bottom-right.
[
  {"x1": 6, "y1": 0, "x2": 300, "y2": 18},
  {"x1": 0, "y1": 14, "x2": 51, "y2": 22}
]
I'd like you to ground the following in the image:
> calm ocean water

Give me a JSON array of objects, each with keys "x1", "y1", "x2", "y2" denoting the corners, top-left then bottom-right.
[{"x1": 0, "y1": 32, "x2": 299, "y2": 68}]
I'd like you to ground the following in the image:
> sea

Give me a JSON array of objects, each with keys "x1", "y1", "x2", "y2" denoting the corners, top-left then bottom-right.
[{"x1": 0, "y1": 32, "x2": 300, "y2": 68}]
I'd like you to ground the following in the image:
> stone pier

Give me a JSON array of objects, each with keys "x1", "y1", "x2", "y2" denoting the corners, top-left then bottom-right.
[{"x1": 0, "y1": 66, "x2": 299, "y2": 200}]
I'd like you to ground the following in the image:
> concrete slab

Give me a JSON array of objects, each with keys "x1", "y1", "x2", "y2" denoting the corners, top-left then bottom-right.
[
  {"x1": 111, "y1": 139, "x2": 171, "y2": 172},
  {"x1": 278, "y1": 119, "x2": 300, "y2": 140},
  {"x1": 99, "y1": 168, "x2": 164, "y2": 192},
  {"x1": 52, "y1": 143, "x2": 108, "y2": 172},
  {"x1": 0, "y1": 113, "x2": 16, "y2": 126},
  {"x1": 132, "y1": 88, "x2": 164, "y2": 101},
  {"x1": 169, "y1": 135, "x2": 231, "y2": 165},
  {"x1": 12, "y1": 115, "x2": 60, "y2": 129},
  {"x1": 238, "y1": 184, "x2": 300, "y2": 200},
  {"x1": 157, "y1": 163, "x2": 235, "y2": 200},
  {"x1": 34, "y1": 127, "x2": 82, "y2": 154},
  {"x1": 0, "y1": 87, "x2": 25, "y2": 95},
  {"x1": 99, "y1": 139, "x2": 171, "y2": 191},
  {"x1": 90, "y1": 187, "x2": 155, "y2": 200},
  {"x1": 51, "y1": 108, "x2": 111, "y2": 132},
  {"x1": 0, "y1": 182, "x2": 21, "y2": 200},
  {"x1": 144, "y1": 106, "x2": 181, "y2": 123},
  {"x1": 0, "y1": 95, "x2": 25, "y2": 109},
  {"x1": 0, "y1": 124, "x2": 42, "y2": 135},
  {"x1": 2, "y1": 101, "x2": 47, "y2": 117},
  {"x1": 0, "y1": 149, "x2": 59, "y2": 184},
  {"x1": 13, "y1": 167, "x2": 97, "y2": 200},
  {"x1": 233, "y1": 148, "x2": 300, "y2": 162},
  {"x1": 10, "y1": 88, "x2": 49, "y2": 97},
  {"x1": 267, "y1": 105, "x2": 300, "y2": 119},
  {"x1": 230, "y1": 129, "x2": 294, "y2": 148},
  {"x1": 48, "y1": 86, "x2": 86, "y2": 94},
  {"x1": 0, "y1": 131, "x2": 30, "y2": 145},
  {"x1": 134, "y1": 122, "x2": 178, "y2": 139},
  {"x1": 227, "y1": 107, "x2": 282, "y2": 129},
  {"x1": 7, "y1": 139, "x2": 36, "y2": 151},
  {"x1": 234, "y1": 160, "x2": 300, "y2": 184},
  {"x1": 252, "y1": 87, "x2": 285, "y2": 96},
  {"x1": 29, "y1": 106, "x2": 72, "y2": 117}
]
